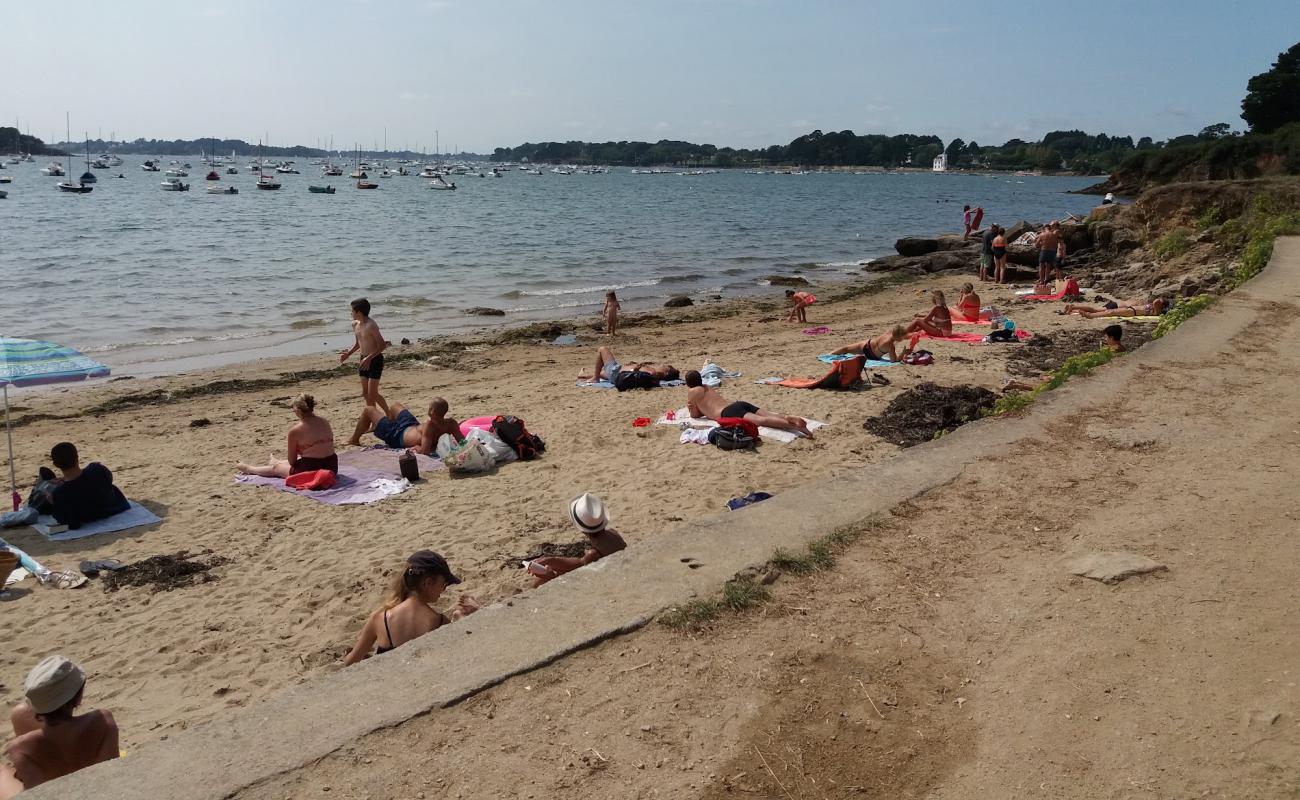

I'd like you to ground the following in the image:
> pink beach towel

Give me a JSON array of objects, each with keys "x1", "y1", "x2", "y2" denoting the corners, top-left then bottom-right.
[{"x1": 915, "y1": 330, "x2": 1031, "y2": 343}]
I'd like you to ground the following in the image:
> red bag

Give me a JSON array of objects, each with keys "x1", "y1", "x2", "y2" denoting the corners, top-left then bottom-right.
[
  {"x1": 715, "y1": 417, "x2": 760, "y2": 439},
  {"x1": 285, "y1": 469, "x2": 336, "y2": 491}
]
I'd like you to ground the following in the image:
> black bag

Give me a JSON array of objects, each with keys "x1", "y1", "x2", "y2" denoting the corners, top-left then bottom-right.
[
  {"x1": 490, "y1": 415, "x2": 546, "y2": 460},
  {"x1": 708, "y1": 426, "x2": 757, "y2": 450},
  {"x1": 613, "y1": 370, "x2": 657, "y2": 392}
]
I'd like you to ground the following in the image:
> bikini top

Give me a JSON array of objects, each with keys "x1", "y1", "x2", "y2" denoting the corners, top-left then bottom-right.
[{"x1": 376, "y1": 610, "x2": 394, "y2": 654}]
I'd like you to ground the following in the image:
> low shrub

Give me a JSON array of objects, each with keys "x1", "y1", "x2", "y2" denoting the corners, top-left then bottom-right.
[{"x1": 1154, "y1": 227, "x2": 1194, "y2": 261}]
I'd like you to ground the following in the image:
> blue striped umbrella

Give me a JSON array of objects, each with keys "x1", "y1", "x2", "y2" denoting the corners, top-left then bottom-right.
[{"x1": 1, "y1": 338, "x2": 111, "y2": 509}]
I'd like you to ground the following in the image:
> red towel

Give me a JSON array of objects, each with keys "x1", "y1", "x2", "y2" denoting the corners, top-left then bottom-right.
[
  {"x1": 1025, "y1": 278, "x2": 1080, "y2": 301},
  {"x1": 715, "y1": 417, "x2": 760, "y2": 439},
  {"x1": 285, "y1": 469, "x2": 337, "y2": 491},
  {"x1": 915, "y1": 330, "x2": 1031, "y2": 343}
]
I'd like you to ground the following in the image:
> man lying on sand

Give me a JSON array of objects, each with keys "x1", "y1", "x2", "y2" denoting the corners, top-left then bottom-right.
[
  {"x1": 344, "y1": 550, "x2": 479, "y2": 665},
  {"x1": 1061, "y1": 297, "x2": 1166, "y2": 318},
  {"x1": 684, "y1": 371, "x2": 814, "y2": 438},
  {"x1": 348, "y1": 398, "x2": 463, "y2": 453},
  {"x1": 1, "y1": 656, "x2": 118, "y2": 797},
  {"x1": 528, "y1": 493, "x2": 627, "y2": 588},
  {"x1": 577, "y1": 346, "x2": 679, "y2": 387}
]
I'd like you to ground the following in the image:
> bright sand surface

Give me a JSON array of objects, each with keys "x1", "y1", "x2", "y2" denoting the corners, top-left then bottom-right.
[{"x1": 0, "y1": 277, "x2": 1117, "y2": 747}]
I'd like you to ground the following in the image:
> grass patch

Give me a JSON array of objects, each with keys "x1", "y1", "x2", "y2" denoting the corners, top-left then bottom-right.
[
  {"x1": 988, "y1": 348, "x2": 1120, "y2": 416},
  {"x1": 1152, "y1": 294, "x2": 1218, "y2": 339},
  {"x1": 660, "y1": 518, "x2": 887, "y2": 632},
  {"x1": 1153, "y1": 227, "x2": 1193, "y2": 261},
  {"x1": 1195, "y1": 205, "x2": 1223, "y2": 230}
]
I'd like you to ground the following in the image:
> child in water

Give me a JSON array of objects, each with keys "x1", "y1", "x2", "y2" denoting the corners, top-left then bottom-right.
[{"x1": 603, "y1": 290, "x2": 621, "y2": 336}]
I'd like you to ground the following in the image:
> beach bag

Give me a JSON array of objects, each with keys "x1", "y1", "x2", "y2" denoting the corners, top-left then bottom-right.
[
  {"x1": 902, "y1": 349, "x2": 935, "y2": 366},
  {"x1": 613, "y1": 369, "x2": 657, "y2": 392},
  {"x1": 436, "y1": 434, "x2": 494, "y2": 473},
  {"x1": 467, "y1": 428, "x2": 517, "y2": 463},
  {"x1": 489, "y1": 415, "x2": 545, "y2": 461},
  {"x1": 708, "y1": 427, "x2": 757, "y2": 451}
]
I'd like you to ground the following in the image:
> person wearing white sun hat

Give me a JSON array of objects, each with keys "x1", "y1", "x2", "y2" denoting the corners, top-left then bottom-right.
[
  {"x1": 2, "y1": 655, "x2": 119, "y2": 795},
  {"x1": 529, "y1": 493, "x2": 628, "y2": 587}
]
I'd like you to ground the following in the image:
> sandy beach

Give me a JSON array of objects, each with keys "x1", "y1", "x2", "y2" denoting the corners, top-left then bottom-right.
[{"x1": 1, "y1": 271, "x2": 1147, "y2": 748}]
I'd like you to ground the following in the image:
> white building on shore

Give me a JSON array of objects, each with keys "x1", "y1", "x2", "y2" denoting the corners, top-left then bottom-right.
[{"x1": 932, "y1": 151, "x2": 947, "y2": 172}]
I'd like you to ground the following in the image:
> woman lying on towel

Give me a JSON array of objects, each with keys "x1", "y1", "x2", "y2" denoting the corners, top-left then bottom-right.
[
  {"x1": 344, "y1": 550, "x2": 480, "y2": 665},
  {"x1": 1060, "y1": 297, "x2": 1166, "y2": 318},
  {"x1": 905, "y1": 290, "x2": 953, "y2": 337},
  {"x1": 827, "y1": 324, "x2": 909, "y2": 362},
  {"x1": 236, "y1": 393, "x2": 338, "y2": 478}
]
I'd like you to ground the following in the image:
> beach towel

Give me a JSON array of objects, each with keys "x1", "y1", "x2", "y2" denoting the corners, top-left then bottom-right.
[
  {"x1": 802, "y1": 326, "x2": 832, "y2": 335},
  {"x1": 777, "y1": 355, "x2": 865, "y2": 389},
  {"x1": 915, "y1": 330, "x2": 1031, "y2": 343},
  {"x1": 699, "y1": 362, "x2": 741, "y2": 387},
  {"x1": 32, "y1": 501, "x2": 161, "y2": 542},
  {"x1": 1016, "y1": 286, "x2": 1093, "y2": 297},
  {"x1": 1120, "y1": 315, "x2": 1162, "y2": 322},
  {"x1": 817, "y1": 353, "x2": 896, "y2": 368},
  {"x1": 655, "y1": 407, "x2": 825, "y2": 444},
  {"x1": 235, "y1": 449, "x2": 443, "y2": 505}
]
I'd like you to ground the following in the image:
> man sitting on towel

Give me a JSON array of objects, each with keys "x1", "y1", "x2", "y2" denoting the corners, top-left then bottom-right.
[
  {"x1": 349, "y1": 398, "x2": 464, "y2": 454},
  {"x1": 37, "y1": 443, "x2": 130, "y2": 530},
  {"x1": 684, "y1": 371, "x2": 814, "y2": 439},
  {"x1": 577, "y1": 346, "x2": 679, "y2": 388}
]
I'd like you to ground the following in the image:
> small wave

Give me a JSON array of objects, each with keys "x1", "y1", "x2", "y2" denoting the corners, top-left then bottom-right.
[
  {"x1": 820, "y1": 260, "x2": 872, "y2": 268},
  {"x1": 658, "y1": 273, "x2": 705, "y2": 284},
  {"x1": 290, "y1": 318, "x2": 330, "y2": 330},
  {"x1": 384, "y1": 296, "x2": 437, "y2": 308},
  {"x1": 721, "y1": 267, "x2": 748, "y2": 276},
  {"x1": 518, "y1": 278, "x2": 660, "y2": 297}
]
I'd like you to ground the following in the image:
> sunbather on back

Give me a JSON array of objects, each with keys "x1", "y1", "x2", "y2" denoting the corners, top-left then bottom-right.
[
  {"x1": 349, "y1": 398, "x2": 464, "y2": 455},
  {"x1": 577, "y1": 346, "x2": 678, "y2": 384},
  {"x1": 684, "y1": 371, "x2": 814, "y2": 438}
]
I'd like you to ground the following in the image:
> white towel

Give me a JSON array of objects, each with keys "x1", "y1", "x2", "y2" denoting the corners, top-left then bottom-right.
[
  {"x1": 656, "y1": 407, "x2": 825, "y2": 444},
  {"x1": 33, "y1": 501, "x2": 161, "y2": 542}
]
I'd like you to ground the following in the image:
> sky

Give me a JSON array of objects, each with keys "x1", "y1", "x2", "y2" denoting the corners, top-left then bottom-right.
[{"x1": 5, "y1": 0, "x2": 1297, "y2": 153}]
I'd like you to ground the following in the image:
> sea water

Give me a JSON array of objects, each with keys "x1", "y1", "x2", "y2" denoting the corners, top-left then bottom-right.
[{"x1": 1, "y1": 162, "x2": 1099, "y2": 376}]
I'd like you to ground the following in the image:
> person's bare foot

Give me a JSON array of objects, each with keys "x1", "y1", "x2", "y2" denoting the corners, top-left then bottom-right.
[
  {"x1": 789, "y1": 417, "x2": 814, "y2": 439},
  {"x1": 577, "y1": 373, "x2": 593, "y2": 381},
  {"x1": 345, "y1": 437, "x2": 362, "y2": 447},
  {"x1": 235, "y1": 462, "x2": 253, "y2": 474}
]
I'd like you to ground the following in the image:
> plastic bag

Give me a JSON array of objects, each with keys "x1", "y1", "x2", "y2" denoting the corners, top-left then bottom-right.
[
  {"x1": 436, "y1": 433, "x2": 495, "y2": 473},
  {"x1": 466, "y1": 428, "x2": 517, "y2": 464}
]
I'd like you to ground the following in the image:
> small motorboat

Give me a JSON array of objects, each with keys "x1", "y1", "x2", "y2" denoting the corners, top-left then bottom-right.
[
  {"x1": 355, "y1": 181, "x2": 378, "y2": 189},
  {"x1": 256, "y1": 175, "x2": 281, "y2": 190},
  {"x1": 428, "y1": 176, "x2": 457, "y2": 190},
  {"x1": 206, "y1": 185, "x2": 238, "y2": 194},
  {"x1": 165, "y1": 167, "x2": 189, "y2": 177},
  {"x1": 322, "y1": 165, "x2": 343, "y2": 176},
  {"x1": 0, "y1": 175, "x2": 13, "y2": 183},
  {"x1": 379, "y1": 169, "x2": 393, "y2": 178},
  {"x1": 226, "y1": 166, "x2": 238, "y2": 174},
  {"x1": 275, "y1": 164, "x2": 299, "y2": 174},
  {"x1": 107, "y1": 155, "x2": 123, "y2": 166},
  {"x1": 160, "y1": 178, "x2": 189, "y2": 191},
  {"x1": 0, "y1": 189, "x2": 6, "y2": 199},
  {"x1": 308, "y1": 185, "x2": 336, "y2": 194},
  {"x1": 90, "y1": 158, "x2": 109, "y2": 169},
  {"x1": 41, "y1": 162, "x2": 65, "y2": 176},
  {"x1": 141, "y1": 160, "x2": 160, "y2": 172}
]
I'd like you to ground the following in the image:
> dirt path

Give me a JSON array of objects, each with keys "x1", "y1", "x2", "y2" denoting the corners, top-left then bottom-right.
[{"x1": 235, "y1": 248, "x2": 1300, "y2": 800}]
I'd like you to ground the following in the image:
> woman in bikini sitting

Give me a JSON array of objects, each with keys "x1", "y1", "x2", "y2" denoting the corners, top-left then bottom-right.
[
  {"x1": 828, "y1": 324, "x2": 909, "y2": 361},
  {"x1": 1061, "y1": 297, "x2": 1166, "y2": 318},
  {"x1": 236, "y1": 393, "x2": 338, "y2": 477},
  {"x1": 344, "y1": 550, "x2": 480, "y2": 665},
  {"x1": 954, "y1": 283, "x2": 982, "y2": 321},
  {"x1": 905, "y1": 290, "x2": 953, "y2": 337}
]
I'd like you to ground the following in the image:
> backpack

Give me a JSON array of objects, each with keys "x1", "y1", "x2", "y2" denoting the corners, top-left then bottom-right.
[
  {"x1": 613, "y1": 369, "x2": 658, "y2": 391},
  {"x1": 708, "y1": 426, "x2": 757, "y2": 450},
  {"x1": 490, "y1": 415, "x2": 546, "y2": 461},
  {"x1": 902, "y1": 349, "x2": 934, "y2": 365}
]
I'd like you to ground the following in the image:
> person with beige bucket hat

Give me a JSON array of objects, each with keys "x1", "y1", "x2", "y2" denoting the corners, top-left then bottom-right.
[
  {"x1": 2, "y1": 655, "x2": 118, "y2": 796},
  {"x1": 528, "y1": 493, "x2": 627, "y2": 587}
]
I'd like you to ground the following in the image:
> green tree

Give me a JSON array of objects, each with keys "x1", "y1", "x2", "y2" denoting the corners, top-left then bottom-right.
[
  {"x1": 944, "y1": 138, "x2": 966, "y2": 166},
  {"x1": 1241, "y1": 42, "x2": 1300, "y2": 134},
  {"x1": 1199, "y1": 122, "x2": 1232, "y2": 139}
]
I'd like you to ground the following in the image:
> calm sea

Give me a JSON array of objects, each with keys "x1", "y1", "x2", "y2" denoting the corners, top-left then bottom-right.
[{"x1": 2, "y1": 159, "x2": 1100, "y2": 376}]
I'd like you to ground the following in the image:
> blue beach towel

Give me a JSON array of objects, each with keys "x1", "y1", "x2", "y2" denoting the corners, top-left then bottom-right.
[
  {"x1": 818, "y1": 354, "x2": 896, "y2": 368},
  {"x1": 32, "y1": 501, "x2": 161, "y2": 542}
]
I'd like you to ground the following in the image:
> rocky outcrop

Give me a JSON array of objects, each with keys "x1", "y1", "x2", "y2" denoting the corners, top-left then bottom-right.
[
  {"x1": 765, "y1": 275, "x2": 809, "y2": 286},
  {"x1": 663, "y1": 295, "x2": 694, "y2": 308},
  {"x1": 894, "y1": 234, "x2": 978, "y2": 257},
  {"x1": 463, "y1": 307, "x2": 506, "y2": 316}
]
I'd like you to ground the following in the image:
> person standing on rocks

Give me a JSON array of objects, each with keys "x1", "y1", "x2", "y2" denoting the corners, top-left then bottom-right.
[{"x1": 979, "y1": 224, "x2": 999, "y2": 281}]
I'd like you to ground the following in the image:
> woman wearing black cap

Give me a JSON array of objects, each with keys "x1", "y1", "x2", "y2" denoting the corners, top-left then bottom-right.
[{"x1": 344, "y1": 551, "x2": 479, "y2": 665}]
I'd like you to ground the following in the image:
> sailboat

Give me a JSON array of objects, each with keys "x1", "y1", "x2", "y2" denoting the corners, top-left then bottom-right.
[
  {"x1": 206, "y1": 138, "x2": 221, "y2": 181},
  {"x1": 77, "y1": 134, "x2": 97, "y2": 184},
  {"x1": 57, "y1": 115, "x2": 93, "y2": 193},
  {"x1": 355, "y1": 146, "x2": 377, "y2": 189},
  {"x1": 256, "y1": 141, "x2": 281, "y2": 190}
]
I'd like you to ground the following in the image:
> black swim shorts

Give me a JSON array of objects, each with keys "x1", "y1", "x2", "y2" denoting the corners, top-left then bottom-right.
[
  {"x1": 720, "y1": 401, "x2": 759, "y2": 418},
  {"x1": 359, "y1": 353, "x2": 385, "y2": 380}
]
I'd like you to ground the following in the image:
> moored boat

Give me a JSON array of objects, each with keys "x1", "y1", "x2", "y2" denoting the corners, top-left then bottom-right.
[
  {"x1": 160, "y1": 178, "x2": 189, "y2": 191},
  {"x1": 308, "y1": 185, "x2": 336, "y2": 194}
]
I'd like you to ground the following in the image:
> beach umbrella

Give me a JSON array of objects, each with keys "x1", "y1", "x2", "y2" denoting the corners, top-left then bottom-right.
[{"x1": 0, "y1": 338, "x2": 110, "y2": 510}]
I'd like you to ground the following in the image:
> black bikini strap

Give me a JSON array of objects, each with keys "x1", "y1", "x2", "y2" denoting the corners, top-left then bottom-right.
[{"x1": 382, "y1": 609, "x2": 393, "y2": 648}]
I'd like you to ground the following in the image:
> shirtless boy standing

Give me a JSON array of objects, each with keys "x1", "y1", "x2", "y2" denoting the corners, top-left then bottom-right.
[
  {"x1": 684, "y1": 371, "x2": 813, "y2": 438},
  {"x1": 339, "y1": 298, "x2": 389, "y2": 414},
  {"x1": 350, "y1": 397, "x2": 463, "y2": 454}
]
